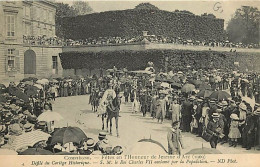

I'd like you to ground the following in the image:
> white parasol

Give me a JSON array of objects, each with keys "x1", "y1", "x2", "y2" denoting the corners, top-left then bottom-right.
[
  {"x1": 37, "y1": 111, "x2": 63, "y2": 122},
  {"x1": 10, "y1": 130, "x2": 51, "y2": 151}
]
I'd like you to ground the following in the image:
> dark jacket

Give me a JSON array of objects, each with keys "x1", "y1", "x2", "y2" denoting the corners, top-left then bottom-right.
[{"x1": 181, "y1": 100, "x2": 193, "y2": 116}]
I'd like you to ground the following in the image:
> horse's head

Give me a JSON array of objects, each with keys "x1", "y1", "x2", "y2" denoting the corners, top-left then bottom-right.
[{"x1": 112, "y1": 96, "x2": 121, "y2": 107}]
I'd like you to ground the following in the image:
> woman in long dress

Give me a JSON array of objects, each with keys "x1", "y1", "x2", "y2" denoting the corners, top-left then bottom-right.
[
  {"x1": 170, "y1": 98, "x2": 181, "y2": 123},
  {"x1": 156, "y1": 93, "x2": 166, "y2": 123}
]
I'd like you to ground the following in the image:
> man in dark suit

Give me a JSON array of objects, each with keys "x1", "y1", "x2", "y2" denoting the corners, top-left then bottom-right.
[
  {"x1": 242, "y1": 109, "x2": 257, "y2": 150},
  {"x1": 180, "y1": 97, "x2": 193, "y2": 132}
]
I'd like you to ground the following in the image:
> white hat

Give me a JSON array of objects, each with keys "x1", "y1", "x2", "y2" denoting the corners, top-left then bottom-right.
[
  {"x1": 230, "y1": 113, "x2": 239, "y2": 120},
  {"x1": 212, "y1": 113, "x2": 220, "y2": 118},
  {"x1": 239, "y1": 103, "x2": 247, "y2": 111}
]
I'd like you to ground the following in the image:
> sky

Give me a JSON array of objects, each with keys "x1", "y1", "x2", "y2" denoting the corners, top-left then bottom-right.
[{"x1": 57, "y1": 0, "x2": 260, "y2": 29}]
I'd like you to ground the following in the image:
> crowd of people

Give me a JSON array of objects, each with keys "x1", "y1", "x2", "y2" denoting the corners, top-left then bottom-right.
[
  {"x1": 85, "y1": 64, "x2": 260, "y2": 153},
  {"x1": 0, "y1": 76, "x2": 123, "y2": 155},
  {"x1": 0, "y1": 62, "x2": 260, "y2": 154},
  {"x1": 22, "y1": 34, "x2": 259, "y2": 49}
]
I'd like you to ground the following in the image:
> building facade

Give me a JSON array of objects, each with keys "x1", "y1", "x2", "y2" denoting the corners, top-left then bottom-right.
[{"x1": 0, "y1": 0, "x2": 62, "y2": 83}]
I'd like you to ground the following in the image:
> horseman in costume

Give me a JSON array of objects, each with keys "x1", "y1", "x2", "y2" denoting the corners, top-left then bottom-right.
[{"x1": 97, "y1": 82, "x2": 116, "y2": 130}]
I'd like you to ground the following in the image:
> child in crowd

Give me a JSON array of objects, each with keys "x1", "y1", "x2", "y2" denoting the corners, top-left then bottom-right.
[{"x1": 228, "y1": 113, "x2": 241, "y2": 147}]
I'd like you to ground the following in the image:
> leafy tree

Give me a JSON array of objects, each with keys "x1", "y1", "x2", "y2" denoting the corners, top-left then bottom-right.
[
  {"x1": 134, "y1": 3, "x2": 159, "y2": 10},
  {"x1": 177, "y1": 10, "x2": 195, "y2": 15},
  {"x1": 72, "y1": 1, "x2": 93, "y2": 15},
  {"x1": 201, "y1": 13, "x2": 216, "y2": 19},
  {"x1": 55, "y1": 2, "x2": 78, "y2": 37},
  {"x1": 227, "y1": 6, "x2": 259, "y2": 44},
  {"x1": 55, "y1": 1, "x2": 93, "y2": 37}
]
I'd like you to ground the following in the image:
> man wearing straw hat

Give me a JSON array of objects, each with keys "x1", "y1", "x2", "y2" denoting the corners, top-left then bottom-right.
[
  {"x1": 167, "y1": 121, "x2": 184, "y2": 155},
  {"x1": 206, "y1": 113, "x2": 224, "y2": 148}
]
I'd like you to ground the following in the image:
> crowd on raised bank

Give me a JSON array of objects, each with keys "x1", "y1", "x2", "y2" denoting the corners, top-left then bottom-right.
[{"x1": 22, "y1": 35, "x2": 259, "y2": 49}]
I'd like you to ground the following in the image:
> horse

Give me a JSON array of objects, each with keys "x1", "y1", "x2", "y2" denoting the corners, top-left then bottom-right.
[{"x1": 106, "y1": 96, "x2": 121, "y2": 137}]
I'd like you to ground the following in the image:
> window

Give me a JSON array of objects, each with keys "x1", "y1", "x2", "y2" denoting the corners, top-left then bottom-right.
[
  {"x1": 6, "y1": 15, "x2": 15, "y2": 37},
  {"x1": 25, "y1": 24, "x2": 30, "y2": 36},
  {"x1": 52, "y1": 56, "x2": 58, "y2": 74},
  {"x1": 46, "y1": 12, "x2": 49, "y2": 23},
  {"x1": 37, "y1": 7, "x2": 40, "y2": 20},
  {"x1": 49, "y1": 12, "x2": 53, "y2": 23},
  {"x1": 6, "y1": 1, "x2": 16, "y2": 4},
  {"x1": 7, "y1": 49, "x2": 15, "y2": 71},
  {"x1": 25, "y1": 6, "x2": 30, "y2": 17},
  {"x1": 43, "y1": 9, "x2": 47, "y2": 21},
  {"x1": 39, "y1": 27, "x2": 42, "y2": 36}
]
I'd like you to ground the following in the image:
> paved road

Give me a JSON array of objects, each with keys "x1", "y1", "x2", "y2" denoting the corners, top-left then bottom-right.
[{"x1": 53, "y1": 95, "x2": 259, "y2": 154}]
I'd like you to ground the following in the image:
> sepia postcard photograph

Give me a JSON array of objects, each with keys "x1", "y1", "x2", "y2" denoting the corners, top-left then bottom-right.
[{"x1": 0, "y1": 0, "x2": 259, "y2": 166}]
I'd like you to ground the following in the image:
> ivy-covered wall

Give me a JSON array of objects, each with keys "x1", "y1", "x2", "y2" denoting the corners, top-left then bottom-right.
[{"x1": 59, "y1": 50, "x2": 260, "y2": 72}]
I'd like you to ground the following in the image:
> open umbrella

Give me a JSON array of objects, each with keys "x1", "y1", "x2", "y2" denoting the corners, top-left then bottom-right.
[
  {"x1": 0, "y1": 95, "x2": 7, "y2": 103},
  {"x1": 8, "y1": 86, "x2": 29, "y2": 102},
  {"x1": 189, "y1": 80, "x2": 203, "y2": 88},
  {"x1": 171, "y1": 82, "x2": 182, "y2": 89},
  {"x1": 197, "y1": 90, "x2": 213, "y2": 98},
  {"x1": 186, "y1": 147, "x2": 222, "y2": 154},
  {"x1": 0, "y1": 84, "x2": 7, "y2": 94},
  {"x1": 129, "y1": 139, "x2": 167, "y2": 154},
  {"x1": 34, "y1": 84, "x2": 43, "y2": 90},
  {"x1": 165, "y1": 79, "x2": 176, "y2": 84},
  {"x1": 24, "y1": 81, "x2": 34, "y2": 86},
  {"x1": 0, "y1": 149, "x2": 18, "y2": 155},
  {"x1": 19, "y1": 148, "x2": 52, "y2": 155},
  {"x1": 11, "y1": 130, "x2": 51, "y2": 151},
  {"x1": 37, "y1": 111, "x2": 63, "y2": 122},
  {"x1": 25, "y1": 85, "x2": 39, "y2": 96},
  {"x1": 41, "y1": 79, "x2": 49, "y2": 83},
  {"x1": 161, "y1": 82, "x2": 170, "y2": 88},
  {"x1": 209, "y1": 91, "x2": 231, "y2": 101},
  {"x1": 0, "y1": 84, "x2": 6, "y2": 89},
  {"x1": 198, "y1": 83, "x2": 211, "y2": 90},
  {"x1": 49, "y1": 79, "x2": 58, "y2": 83},
  {"x1": 36, "y1": 80, "x2": 45, "y2": 85},
  {"x1": 50, "y1": 126, "x2": 87, "y2": 145},
  {"x1": 181, "y1": 84, "x2": 195, "y2": 93},
  {"x1": 21, "y1": 77, "x2": 38, "y2": 82}
]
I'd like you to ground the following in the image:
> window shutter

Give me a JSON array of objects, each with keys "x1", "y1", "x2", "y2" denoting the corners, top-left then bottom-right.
[
  {"x1": 15, "y1": 56, "x2": 20, "y2": 71},
  {"x1": 5, "y1": 56, "x2": 8, "y2": 72},
  {"x1": 4, "y1": 49, "x2": 8, "y2": 72},
  {"x1": 15, "y1": 50, "x2": 20, "y2": 71}
]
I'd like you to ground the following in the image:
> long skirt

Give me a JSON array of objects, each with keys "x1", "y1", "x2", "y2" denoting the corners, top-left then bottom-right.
[{"x1": 228, "y1": 127, "x2": 241, "y2": 139}]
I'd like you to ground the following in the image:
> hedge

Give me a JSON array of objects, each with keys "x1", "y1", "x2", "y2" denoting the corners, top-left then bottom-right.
[
  {"x1": 60, "y1": 9, "x2": 224, "y2": 41},
  {"x1": 59, "y1": 50, "x2": 260, "y2": 72}
]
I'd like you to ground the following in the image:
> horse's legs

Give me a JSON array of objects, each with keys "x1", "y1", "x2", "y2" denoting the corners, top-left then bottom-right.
[
  {"x1": 110, "y1": 117, "x2": 112, "y2": 135},
  {"x1": 116, "y1": 116, "x2": 119, "y2": 137},
  {"x1": 101, "y1": 114, "x2": 104, "y2": 130},
  {"x1": 106, "y1": 116, "x2": 109, "y2": 132}
]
